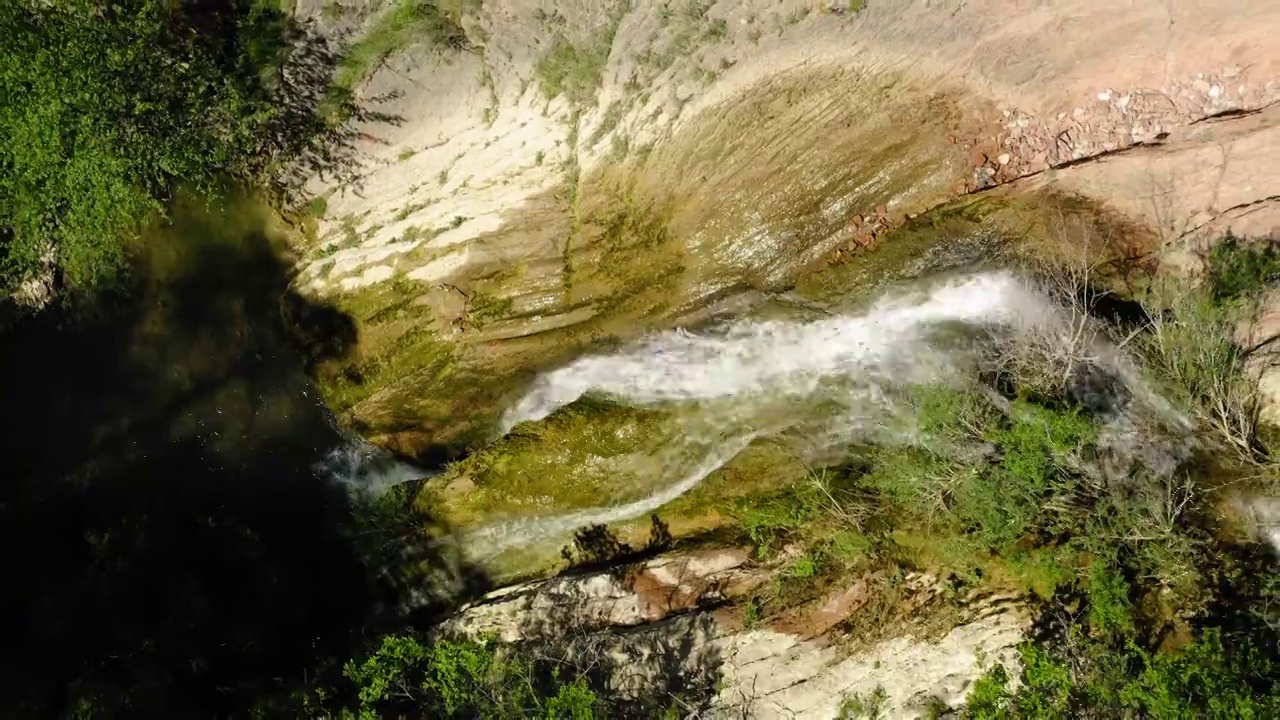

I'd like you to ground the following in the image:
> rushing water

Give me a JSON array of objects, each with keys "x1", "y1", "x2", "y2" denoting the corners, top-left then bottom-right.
[
  {"x1": 464, "y1": 272, "x2": 1070, "y2": 557},
  {"x1": 317, "y1": 437, "x2": 429, "y2": 494},
  {"x1": 315, "y1": 268, "x2": 1194, "y2": 562},
  {"x1": 503, "y1": 273, "x2": 1050, "y2": 427}
]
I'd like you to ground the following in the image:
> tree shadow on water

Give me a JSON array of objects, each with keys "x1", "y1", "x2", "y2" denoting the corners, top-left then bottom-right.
[{"x1": 0, "y1": 196, "x2": 484, "y2": 717}]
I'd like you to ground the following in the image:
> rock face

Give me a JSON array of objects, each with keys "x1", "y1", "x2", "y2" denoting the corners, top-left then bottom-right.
[
  {"x1": 279, "y1": 5, "x2": 1280, "y2": 711},
  {"x1": 279, "y1": 0, "x2": 1280, "y2": 457},
  {"x1": 1236, "y1": 287, "x2": 1280, "y2": 426},
  {"x1": 443, "y1": 547, "x2": 769, "y2": 641},
  {"x1": 442, "y1": 547, "x2": 1030, "y2": 718},
  {"x1": 1023, "y1": 106, "x2": 1280, "y2": 248},
  {"x1": 719, "y1": 604, "x2": 1027, "y2": 719}
]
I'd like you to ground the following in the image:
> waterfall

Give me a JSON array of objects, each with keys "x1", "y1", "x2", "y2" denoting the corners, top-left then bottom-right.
[
  {"x1": 502, "y1": 273, "x2": 1051, "y2": 429},
  {"x1": 316, "y1": 437, "x2": 428, "y2": 494},
  {"x1": 467, "y1": 272, "x2": 1069, "y2": 557}
]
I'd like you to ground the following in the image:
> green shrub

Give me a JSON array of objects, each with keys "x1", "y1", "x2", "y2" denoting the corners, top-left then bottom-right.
[
  {"x1": 333, "y1": 0, "x2": 470, "y2": 92},
  {"x1": 1120, "y1": 628, "x2": 1280, "y2": 717},
  {"x1": 343, "y1": 634, "x2": 599, "y2": 719},
  {"x1": 790, "y1": 555, "x2": 818, "y2": 578},
  {"x1": 946, "y1": 399, "x2": 1094, "y2": 550},
  {"x1": 838, "y1": 685, "x2": 889, "y2": 719},
  {"x1": 535, "y1": 41, "x2": 611, "y2": 106},
  {"x1": 305, "y1": 195, "x2": 330, "y2": 218},
  {"x1": 827, "y1": 529, "x2": 873, "y2": 562},
  {"x1": 1084, "y1": 559, "x2": 1135, "y2": 639},
  {"x1": 963, "y1": 664, "x2": 1011, "y2": 719},
  {"x1": 975, "y1": 625, "x2": 1280, "y2": 719},
  {"x1": 739, "y1": 488, "x2": 820, "y2": 556},
  {"x1": 1208, "y1": 233, "x2": 1280, "y2": 301},
  {"x1": 986, "y1": 400, "x2": 1094, "y2": 492},
  {"x1": 544, "y1": 677, "x2": 598, "y2": 720},
  {"x1": 1012, "y1": 643, "x2": 1073, "y2": 717},
  {"x1": 1002, "y1": 546, "x2": 1077, "y2": 599},
  {"x1": 911, "y1": 385, "x2": 998, "y2": 443},
  {"x1": 857, "y1": 446, "x2": 954, "y2": 517},
  {"x1": 949, "y1": 468, "x2": 1039, "y2": 550}
]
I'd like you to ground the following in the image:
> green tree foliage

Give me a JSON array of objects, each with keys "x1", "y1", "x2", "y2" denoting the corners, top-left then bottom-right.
[
  {"x1": 966, "y1": 626, "x2": 1280, "y2": 719},
  {"x1": 341, "y1": 634, "x2": 598, "y2": 719},
  {"x1": 0, "y1": 0, "x2": 325, "y2": 292},
  {"x1": 959, "y1": 399, "x2": 1095, "y2": 549},
  {"x1": 963, "y1": 664, "x2": 1012, "y2": 719},
  {"x1": 859, "y1": 389, "x2": 1096, "y2": 554},
  {"x1": 1208, "y1": 233, "x2": 1280, "y2": 302}
]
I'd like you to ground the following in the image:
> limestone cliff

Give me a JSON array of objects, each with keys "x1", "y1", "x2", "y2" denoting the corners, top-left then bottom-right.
[{"x1": 286, "y1": 0, "x2": 1279, "y2": 458}]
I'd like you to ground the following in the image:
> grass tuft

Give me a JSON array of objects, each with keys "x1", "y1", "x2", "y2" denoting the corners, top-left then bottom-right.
[{"x1": 333, "y1": 0, "x2": 471, "y2": 93}]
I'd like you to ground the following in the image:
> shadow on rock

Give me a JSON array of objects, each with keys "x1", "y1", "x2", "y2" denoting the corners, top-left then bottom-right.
[
  {"x1": 515, "y1": 588, "x2": 726, "y2": 717},
  {"x1": 507, "y1": 526, "x2": 727, "y2": 717},
  {"x1": 0, "y1": 194, "x2": 484, "y2": 717}
]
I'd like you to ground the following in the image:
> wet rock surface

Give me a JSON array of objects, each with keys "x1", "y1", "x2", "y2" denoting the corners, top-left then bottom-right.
[{"x1": 279, "y1": 0, "x2": 1279, "y2": 456}]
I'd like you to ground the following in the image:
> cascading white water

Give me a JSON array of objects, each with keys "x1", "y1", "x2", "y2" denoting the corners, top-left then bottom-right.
[
  {"x1": 466, "y1": 272, "x2": 1065, "y2": 558},
  {"x1": 463, "y1": 434, "x2": 759, "y2": 552},
  {"x1": 501, "y1": 273, "x2": 1052, "y2": 430},
  {"x1": 317, "y1": 437, "x2": 428, "y2": 494}
]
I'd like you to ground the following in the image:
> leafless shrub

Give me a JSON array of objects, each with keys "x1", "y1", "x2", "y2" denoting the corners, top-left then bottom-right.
[
  {"x1": 1139, "y1": 280, "x2": 1263, "y2": 461},
  {"x1": 987, "y1": 245, "x2": 1108, "y2": 403}
]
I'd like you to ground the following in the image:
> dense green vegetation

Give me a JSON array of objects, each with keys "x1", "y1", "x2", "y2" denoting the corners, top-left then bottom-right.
[
  {"x1": 0, "y1": 0, "x2": 349, "y2": 295},
  {"x1": 1208, "y1": 232, "x2": 1280, "y2": 302},
  {"x1": 340, "y1": 635, "x2": 597, "y2": 719},
  {"x1": 964, "y1": 622, "x2": 1280, "y2": 718},
  {"x1": 737, "y1": 237, "x2": 1280, "y2": 717}
]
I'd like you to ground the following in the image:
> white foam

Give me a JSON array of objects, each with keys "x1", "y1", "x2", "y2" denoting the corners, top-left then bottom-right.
[
  {"x1": 502, "y1": 272, "x2": 1045, "y2": 430},
  {"x1": 467, "y1": 272, "x2": 1058, "y2": 557},
  {"x1": 317, "y1": 438, "x2": 427, "y2": 494}
]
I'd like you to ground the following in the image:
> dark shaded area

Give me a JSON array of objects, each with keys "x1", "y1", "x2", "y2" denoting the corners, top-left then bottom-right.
[
  {"x1": 559, "y1": 515, "x2": 674, "y2": 575},
  {"x1": 1067, "y1": 361, "x2": 1132, "y2": 417},
  {"x1": 507, "y1": 572, "x2": 726, "y2": 717},
  {"x1": 1074, "y1": 282, "x2": 1151, "y2": 332},
  {"x1": 0, "y1": 196, "x2": 484, "y2": 717},
  {"x1": 1208, "y1": 232, "x2": 1280, "y2": 303}
]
